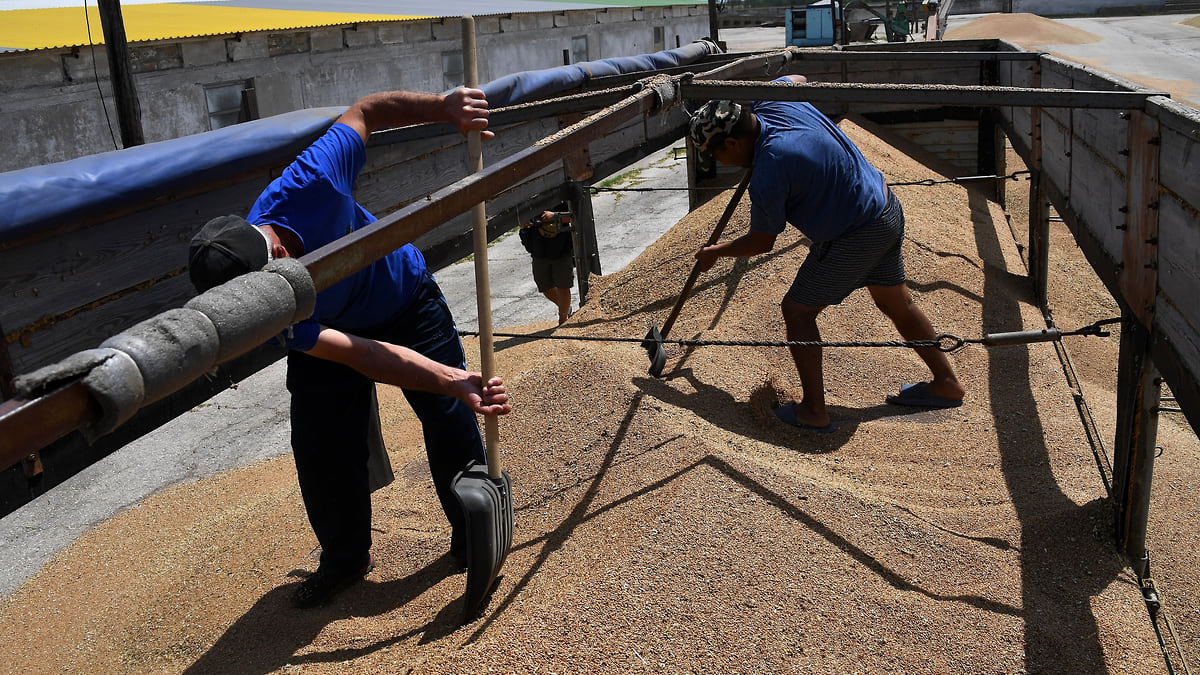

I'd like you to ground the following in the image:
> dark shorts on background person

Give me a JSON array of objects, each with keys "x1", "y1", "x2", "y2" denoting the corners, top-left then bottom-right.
[
  {"x1": 786, "y1": 189, "x2": 906, "y2": 307},
  {"x1": 532, "y1": 255, "x2": 574, "y2": 292}
]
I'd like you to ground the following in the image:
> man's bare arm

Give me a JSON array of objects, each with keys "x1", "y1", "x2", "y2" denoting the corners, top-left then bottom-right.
[
  {"x1": 337, "y1": 88, "x2": 492, "y2": 143},
  {"x1": 305, "y1": 327, "x2": 511, "y2": 416},
  {"x1": 695, "y1": 230, "x2": 777, "y2": 272}
]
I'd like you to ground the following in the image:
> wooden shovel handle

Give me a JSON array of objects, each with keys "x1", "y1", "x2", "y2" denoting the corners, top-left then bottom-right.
[
  {"x1": 658, "y1": 169, "x2": 753, "y2": 339},
  {"x1": 462, "y1": 16, "x2": 502, "y2": 478}
]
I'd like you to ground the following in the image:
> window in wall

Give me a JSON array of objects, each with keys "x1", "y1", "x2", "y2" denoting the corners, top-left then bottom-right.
[
  {"x1": 653, "y1": 26, "x2": 665, "y2": 52},
  {"x1": 571, "y1": 35, "x2": 588, "y2": 64},
  {"x1": 204, "y1": 79, "x2": 256, "y2": 131},
  {"x1": 443, "y1": 51, "x2": 464, "y2": 90}
]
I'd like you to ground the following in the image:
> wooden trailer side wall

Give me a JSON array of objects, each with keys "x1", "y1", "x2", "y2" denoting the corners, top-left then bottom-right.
[{"x1": 999, "y1": 52, "x2": 1200, "y2": 429}]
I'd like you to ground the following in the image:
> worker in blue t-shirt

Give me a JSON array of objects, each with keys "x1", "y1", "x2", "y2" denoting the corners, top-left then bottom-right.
[
  {"x1": 689, "y1": 75, "x2": 964, "y2": 434},
  {"x1": 187, "y1": 88, "x2": 510, "y2": 608}
]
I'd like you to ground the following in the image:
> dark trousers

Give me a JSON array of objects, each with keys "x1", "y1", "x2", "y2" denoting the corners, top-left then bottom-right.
[{"x1": 286, "y1": 271, "x2": 486, "y2": 571}]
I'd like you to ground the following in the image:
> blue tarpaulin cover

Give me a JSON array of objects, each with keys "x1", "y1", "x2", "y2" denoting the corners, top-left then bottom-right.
[
  {"x1": 0, "y1": 108, "x2": 343, "y2": 246},
  {"x1": 481, "y1": 39, "x2": 718, "y2": 107}
]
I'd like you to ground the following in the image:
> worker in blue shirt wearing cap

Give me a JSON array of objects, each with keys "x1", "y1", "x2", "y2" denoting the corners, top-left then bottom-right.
[
  {"x1": 689, "y1": 75, "x2": 964, "y2": 433},
  {"x1": 188, "y1": 87, "x2": 510, "y2": 608}
]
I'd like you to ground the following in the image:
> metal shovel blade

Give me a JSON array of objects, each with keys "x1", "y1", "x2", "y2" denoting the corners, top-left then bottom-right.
[
  {"x1": 642, "y1": 323, "x2": 666, "y2": 377},
  {"x1": 451, "y1": 458, "x2": 513, "y2": 621}
]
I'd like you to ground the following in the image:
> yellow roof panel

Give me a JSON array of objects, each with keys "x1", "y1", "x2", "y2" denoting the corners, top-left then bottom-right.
[{"x1": 0, "y1": 4, "x2": 427, "y2": 51}]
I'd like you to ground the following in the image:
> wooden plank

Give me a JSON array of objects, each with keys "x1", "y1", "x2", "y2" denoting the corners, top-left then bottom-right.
[
  {"x1": 6, "y1": 273, "x2": 194, "y2": 375},
  {"x1": 837, "y1": 63, "x2": 983, "y2": 87},
  {"x1": 1111, "y1": 317, "x2": 1161, "y2": 574},
  {"x1": 1119, "y1": 111, "x2": 1161, "y2": 327},
  {"x1": 1069, "y1": 149, "x2": 1126, "y2": 262},
  {"x1": 1074, "y1": 106, "x2": 1131, "y2": 173},
  {"x1": 559, "y1": 113, "x2": 594, "y2": 182},
  {"x1": 1151, "y1": 327, "x2": 1200, "y2": 434},
  {"x1": 0, "y1": 178, "x2": 268, "y2": 335},
  {"x1": 1154, "y1": 100, "x2": 1200, "y2": 213},
  {"x1": 1001, "y1": 103, "x2": 1033, "y2": 145},
  {"x1": 1039, "y1": 107, "x2": 1073, "y2": 200},
  {"x1": 1155, "y1": 198, "x2": 1200, "y2": 377},
  {"x1": 998, "y1": 57, "x2": 1037, "y2": 89}
]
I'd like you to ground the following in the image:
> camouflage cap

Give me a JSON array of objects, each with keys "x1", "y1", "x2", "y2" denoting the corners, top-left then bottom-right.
[{"x1": 688, "y1": 100, "x2": 743, "y2": 167}]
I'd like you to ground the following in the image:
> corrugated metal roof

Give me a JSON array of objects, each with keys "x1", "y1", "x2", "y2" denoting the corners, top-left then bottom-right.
[
  {"x1": 0, "y1": 1, "x2": 691, "y2": 53},
  {"x1": 0, "y1": 5, "x2": 421, "y2": 52}
]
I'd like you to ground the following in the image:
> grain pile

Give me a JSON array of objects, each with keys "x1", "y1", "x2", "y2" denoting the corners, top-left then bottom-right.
[
  {"x1": 944, "y1": 13, "x2": 1102, "y2": 46},
  {"x1": 1, "y1": 120, "x2": 1192, "y2": 674}
]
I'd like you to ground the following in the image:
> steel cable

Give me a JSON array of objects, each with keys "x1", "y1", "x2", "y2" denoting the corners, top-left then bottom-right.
[{"x1": 460, "y1": 317, "x2": 1119, "y2": 353}]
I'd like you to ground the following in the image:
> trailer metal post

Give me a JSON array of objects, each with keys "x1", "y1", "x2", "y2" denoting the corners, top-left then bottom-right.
[
  {"x1": 1027, "y1": 59, "x2": 1049, "y2": 309},
  {"x1": 1112, "y1": 315, "x2": 1161, "y2": 578},
  {"x1": 565, "y1": 181, "x2": 601, "y2": 304}
]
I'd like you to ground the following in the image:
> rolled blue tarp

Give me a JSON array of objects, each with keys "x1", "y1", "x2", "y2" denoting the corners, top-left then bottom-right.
[
  {"x1": 480, "y1": 38, "x2": 720, "y2": 107},
  {"x1": 0, "y1": 107, "x2": 343, "y2": 246}
]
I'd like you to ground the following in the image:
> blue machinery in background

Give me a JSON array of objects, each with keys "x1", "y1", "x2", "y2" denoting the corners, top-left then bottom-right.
[
  {"x1": 786, "y1": 1, "x2": 839, "y2": 47},
  {"x1": 786, "y1": 0, "x2": 946, "y2": 47}
]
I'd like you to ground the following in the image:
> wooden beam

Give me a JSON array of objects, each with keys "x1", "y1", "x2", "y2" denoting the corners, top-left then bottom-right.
[
  {"x1": 1112, "y1": 316, "x2": 1162, "y2": 576},
  {"x1": 1118, "y1": 111, "x2": 1161, "y2": 327},
  {"x1": 680, "y1": 81, "x2": 1169, "y2": 110},
  {"x1": 1027, "y1": 59, "x2": 1049, "y2": 310}
]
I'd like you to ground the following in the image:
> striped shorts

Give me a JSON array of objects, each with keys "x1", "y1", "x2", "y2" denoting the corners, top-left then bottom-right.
[{"x1": 786, "y1": 189, "x2": 906, "y2": 307}]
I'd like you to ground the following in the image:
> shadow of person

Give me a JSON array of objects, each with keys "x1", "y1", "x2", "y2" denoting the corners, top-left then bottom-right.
[
  {"x1": 966, "y1": 188, "x2": 1126, "y2": 671},
  {"x1": 632, "y1": 368, "x2": 861, "y2": 454},
  {"x1": 184, "y1": 553, "x2": 465, "y2": 675}
]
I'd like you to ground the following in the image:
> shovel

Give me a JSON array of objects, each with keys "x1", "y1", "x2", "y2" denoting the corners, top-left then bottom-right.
[
  {"x1": 642, "y1": 168, "x2": 753, "y2": 376},
  {"x1": 450, "y1": 15, "x2": 514, "y2": 623}
]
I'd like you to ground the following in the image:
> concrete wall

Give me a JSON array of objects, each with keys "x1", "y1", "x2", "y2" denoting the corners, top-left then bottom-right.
[{"x1": 0, "y1": 7, "x2": 708, "y2": 173}]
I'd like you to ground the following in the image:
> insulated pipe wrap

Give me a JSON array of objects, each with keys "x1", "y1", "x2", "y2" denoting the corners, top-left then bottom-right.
[
  {"x1": 185, "y1": 269, "x2": 299, "y2": 363},
  {"x1": 100, "y1": 308, "x2": 219, "y2": 405},
  {"x1": 79, "y1": 348, "x2": 145, "y2": 440},
  {"x1": 265, "y1": 257, "x2": 316, "y2": 323}
]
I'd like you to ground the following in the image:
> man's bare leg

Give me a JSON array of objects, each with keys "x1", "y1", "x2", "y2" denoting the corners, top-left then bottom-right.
[
  {"x1": 781, "y1": 298, "x2": 831, "y2": 428},
  {"x1": 544, "y1": 287, "x2": 571, "y2": 325},
  {"x1": 868, "y1": 284, "x2": 964, "y2": 401}
]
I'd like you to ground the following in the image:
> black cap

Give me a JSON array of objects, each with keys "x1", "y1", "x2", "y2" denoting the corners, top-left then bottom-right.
[{"x1": 188, "y1": 215, "x2": 268, "y2": 292}]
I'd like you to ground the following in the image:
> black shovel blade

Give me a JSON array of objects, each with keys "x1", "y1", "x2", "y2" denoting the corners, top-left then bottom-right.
[
  {"x1": 451, "y1": 459, "x2": 513, "y2": 621},
  {"x1": 642, "y1": 324, "x2": 666, "y2": 378}
]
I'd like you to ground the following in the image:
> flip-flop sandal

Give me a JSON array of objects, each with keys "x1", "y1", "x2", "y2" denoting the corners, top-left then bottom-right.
[
  {"x1": 773, "y1": 404, "x2": 836, "y2": 434},
  {"x1": 886, "y1": 382, "x2": 964, "y2": 409}
]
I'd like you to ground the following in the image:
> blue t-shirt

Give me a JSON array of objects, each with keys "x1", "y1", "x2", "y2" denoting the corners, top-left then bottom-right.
[
  {"x1": 748, "y1": 92, "x2": 887, "y2": 243},
  {"x1": 249, "y1": 123, "x2": 426, "y2": 351}
]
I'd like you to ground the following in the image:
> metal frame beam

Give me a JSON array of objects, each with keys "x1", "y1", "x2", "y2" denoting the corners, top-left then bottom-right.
[{"x1": 679, "y1": 81, "x2": 1168, "y2": 109}]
